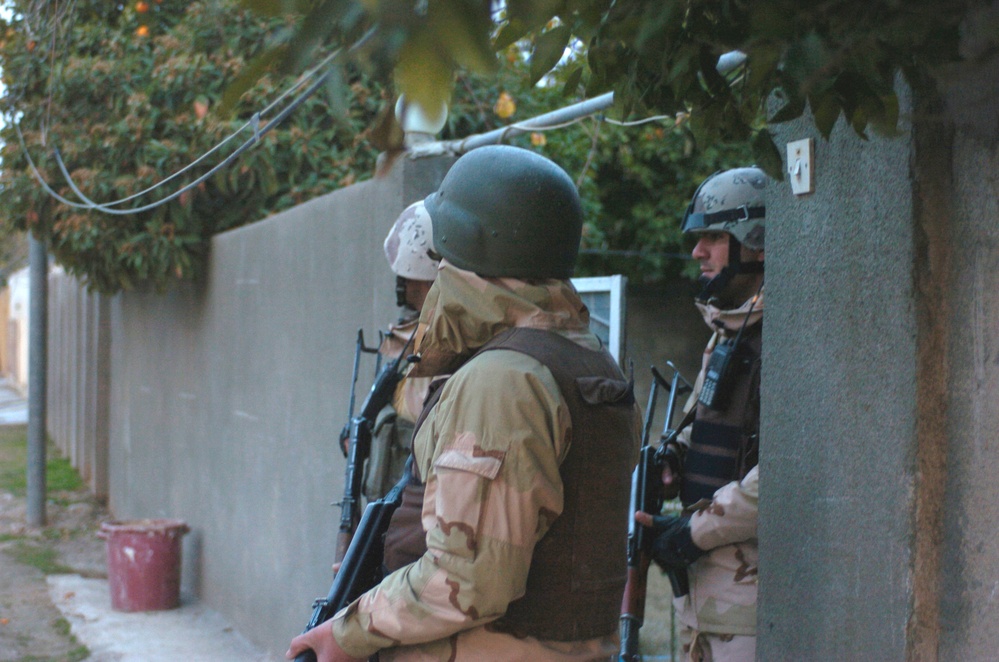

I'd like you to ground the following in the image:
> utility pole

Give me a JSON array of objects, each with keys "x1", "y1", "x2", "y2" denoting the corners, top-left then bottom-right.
[{"x1": 26, "y1": 233, "x2": 47, "y2": 527}]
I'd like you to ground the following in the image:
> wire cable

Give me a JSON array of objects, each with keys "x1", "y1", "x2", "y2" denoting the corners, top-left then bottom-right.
[
  {"x1": 48, "y1": 47, "x2": 346, "y2": 210},
  {"x1": 19, "y1": 30, "x2": 372, "y2": 215}
]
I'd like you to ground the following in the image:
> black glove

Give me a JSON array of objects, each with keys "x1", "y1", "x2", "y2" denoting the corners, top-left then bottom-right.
[{"x1": 646, "y1": 514, "x2": 706, "y2": 572}]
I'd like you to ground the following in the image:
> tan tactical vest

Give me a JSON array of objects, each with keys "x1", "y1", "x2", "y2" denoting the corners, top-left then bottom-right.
[{"x1": 383, "y1": 327, "x2": 637, "y2": 642}]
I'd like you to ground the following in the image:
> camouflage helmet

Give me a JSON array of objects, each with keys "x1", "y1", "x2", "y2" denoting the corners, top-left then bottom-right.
[
  {"x1": 423, "y1": 145, "x2": 583, "y2": 279},
  {"x1": 383, "y1": 200, "x2": 439, "y2": 281},
  {"x1": 682, "y1": 166, "x2": 767, "y2": 251}
]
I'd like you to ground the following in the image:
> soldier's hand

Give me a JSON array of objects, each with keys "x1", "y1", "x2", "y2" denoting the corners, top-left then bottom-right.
[
  {"x1": 634, "y1": 512, "x2": 705, "y2": 571},
  {"x1": 658, "y1": 444, "x2": 683, "y2": 500},
  {"x1": 338, "y1": 425, "x2": 351, "y2": 458},
  {"x1": 661, "y1": 464, "x2": 680, "y2": 499},
  {"x1": 286, "y1": 621, "x2": 364, "y2": 662}
]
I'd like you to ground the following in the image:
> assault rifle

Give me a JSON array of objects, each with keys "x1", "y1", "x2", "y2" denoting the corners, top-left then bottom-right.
[
  {"x1": 620, "y1": 362, "x2": 693, "y2": 662},
  {"x1": 293, "y1": 468, "x2": 411, "y2": 662},
  {"x1": 335, "y1": 328, "x2": 414, "y2": 564}
]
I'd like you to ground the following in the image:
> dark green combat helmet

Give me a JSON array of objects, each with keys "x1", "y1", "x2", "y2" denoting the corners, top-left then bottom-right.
[{"x1": 423, "y1": 145, "x2": 583, "y2": 279}]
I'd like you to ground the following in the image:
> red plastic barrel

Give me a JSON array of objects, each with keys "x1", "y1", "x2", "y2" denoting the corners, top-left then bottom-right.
[{"x1": 98, "y1": 518, "x2": 190, "y2": 612}]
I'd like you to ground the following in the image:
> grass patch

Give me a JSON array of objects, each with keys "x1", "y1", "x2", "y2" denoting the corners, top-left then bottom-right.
[
  {"x1": 5, "y1": 540, "x2": 75, "y2": 575},
  {"x1": 48, "y1": 619, "x2": 90, "y2": 662},
  {"x1": 0, "y1": 425, "x2": 83, "y2": 496}
]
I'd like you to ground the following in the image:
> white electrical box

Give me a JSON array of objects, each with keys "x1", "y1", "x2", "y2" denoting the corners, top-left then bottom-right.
[{"x1": 787, "y1": 138, "x2": 815, "y2": 195}]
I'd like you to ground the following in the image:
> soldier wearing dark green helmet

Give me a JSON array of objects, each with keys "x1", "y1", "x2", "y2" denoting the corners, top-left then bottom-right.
[
  {"x1": 423, "y1": 144, "x2": 584, "y2": 279},
  {"x1": 288, "y1": 144, "x2": 642, "y2": 662}
]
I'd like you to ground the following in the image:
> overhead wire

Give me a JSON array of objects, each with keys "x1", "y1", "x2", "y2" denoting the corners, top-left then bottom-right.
[
  {"x1": 41, "y1": 47, "x2": 347, "y2": 210},
  {"x1": 18, "y1": 31, "x2": 371, "y2": 215},
  {"x1": 23, "y1": 31, "x2": 718, "y2": 217}
]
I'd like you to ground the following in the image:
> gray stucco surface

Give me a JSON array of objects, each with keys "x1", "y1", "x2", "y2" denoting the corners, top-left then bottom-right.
[
  {"x1": 759, "y1": 101, "x2": 918, "y2": 658},
  {"x1": 761, "y1": 57, "x2": 999, "y2": 657},
  {"x1": 937, "y1": 76, "x2": 999, "y2": 657}
]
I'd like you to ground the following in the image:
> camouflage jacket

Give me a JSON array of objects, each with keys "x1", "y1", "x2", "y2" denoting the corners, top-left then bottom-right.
[
  {"x1": 332, "y1": 261, "x2": 634, "y2": 661},
  {"x1": 674, "y1": 291, "x2": 763, "y2": 636},
  {"x1": 363, "y1": 318, "x2": 433, "y2": 502}
]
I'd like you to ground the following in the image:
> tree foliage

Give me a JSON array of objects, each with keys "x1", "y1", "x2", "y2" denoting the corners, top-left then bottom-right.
[
  {"x1": 7, "y1": 0, "x2": 969, "y2": 292},
  {"x1": 0, "y1": 0, "x2": 754, "y2": 292},
  {"x1": 247, "y1": 0, "x2": 977, "y2": 177},
  {"x1": 0, "y1": 0, "x2": 385, "y2": 292}
]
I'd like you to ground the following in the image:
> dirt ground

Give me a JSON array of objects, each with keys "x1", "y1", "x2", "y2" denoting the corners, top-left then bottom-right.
[{"x1": 0, "y1": 438, "x2": 109, "y2": 662}]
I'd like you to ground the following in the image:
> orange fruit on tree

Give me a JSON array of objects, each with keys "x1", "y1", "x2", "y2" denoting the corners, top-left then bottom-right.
[
  {"x1": 493, "y1": 91, "x2": 516, "y2": 119},
  {"x1": 136, "y1": 1, "x2": 150, "y2": 12},
  {"x1": 136, "y1": 25, "x2": 150, "y2": 37}
]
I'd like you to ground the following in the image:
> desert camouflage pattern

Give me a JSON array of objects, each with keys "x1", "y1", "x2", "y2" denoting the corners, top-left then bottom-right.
[
  {"x1": 363, "y1": 318, "x2": 433, "y2": 502},
  {"x1": 672, "y1": 290, "x2": 763, "y2": 639},
  {"x1": 383, "y1": 200, "x2": 439, "y2": 281},
  {"x1": 379, "y1": 318, "x2": 433, "y2": 424},
  {"x1": 332, "y1": 261, "x2": 621, "y2": 661},
  {"x1": 679, "y1": 629, "x2": 757, "y2": 662}
]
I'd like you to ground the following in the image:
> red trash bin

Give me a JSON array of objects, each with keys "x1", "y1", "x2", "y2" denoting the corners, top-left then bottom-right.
[{"x1": 98, "y1": 518, "x2": 190, "y2": 612}]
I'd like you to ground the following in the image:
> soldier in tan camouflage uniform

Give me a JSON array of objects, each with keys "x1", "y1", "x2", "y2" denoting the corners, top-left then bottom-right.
[
  {"x1": 288, "y1": 145, "x2": 641, "y2": 662},
  {"x1": 362, "y1": 200, "x2": 439, "y2": 503},
  {"x1": 636, "y1": 167, "x2": 768, "y2": 662}
]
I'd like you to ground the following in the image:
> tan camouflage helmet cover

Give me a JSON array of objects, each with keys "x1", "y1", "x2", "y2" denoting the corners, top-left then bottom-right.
[
  {"x1": 383, "y1": 200, "x2": 439, "y2": 281},
  {"x1": 682, "y1": 166, "x2": 767, "y2": 251}
]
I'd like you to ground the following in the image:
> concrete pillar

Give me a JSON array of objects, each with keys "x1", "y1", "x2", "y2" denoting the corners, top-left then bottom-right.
[{"x1": 759, "y1": 60, "x2": 999, "y2": 659}]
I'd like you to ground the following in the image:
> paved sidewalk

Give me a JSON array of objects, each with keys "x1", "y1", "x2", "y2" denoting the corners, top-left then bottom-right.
[
  {"x1": 0, "y1": 375, "x2": 278, "y2": 661},
  {"x1": 48, "y1": 575, "x2": 281, "y2": 661}
]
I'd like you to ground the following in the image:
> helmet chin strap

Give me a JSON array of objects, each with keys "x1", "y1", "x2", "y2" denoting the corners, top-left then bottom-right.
[
  {"x1": 395, "y1": 275, "x2": 409, "y2": 308},
  {"x1": 696, "y1": 236, "x2": 763, "y2": 302}
]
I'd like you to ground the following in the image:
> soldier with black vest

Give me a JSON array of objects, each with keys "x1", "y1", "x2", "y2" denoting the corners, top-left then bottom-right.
[
  {"x1": 288, "y1": 145, "x2": 641, "y2": 662},
  {"x1": 635, "y1": 167, "x2": 768, "y2": 662}
]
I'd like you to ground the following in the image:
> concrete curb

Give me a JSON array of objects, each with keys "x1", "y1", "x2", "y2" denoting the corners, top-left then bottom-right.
[{"x1": 47, "y1": 575, "x2": 280, "y2": 661}]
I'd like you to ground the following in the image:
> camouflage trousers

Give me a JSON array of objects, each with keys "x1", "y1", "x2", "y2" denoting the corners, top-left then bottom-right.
[{"x1": 680, "y1": 628, "x2": 755, "y2": 662}]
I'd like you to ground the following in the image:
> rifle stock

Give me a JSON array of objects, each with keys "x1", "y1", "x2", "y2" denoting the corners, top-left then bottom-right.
[
  {"x1": 619, "y1": 363, "x2": 691, "y2": 661},
  {"x1": 295, "y1": 470, "x2": 410, "y2": 662}
]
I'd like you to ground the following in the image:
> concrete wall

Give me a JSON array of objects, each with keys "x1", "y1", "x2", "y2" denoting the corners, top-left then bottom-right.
[
  {"x1": 46, "y1": 268, "x2": 111, "y2": 499},
  {"x1": 759, "y1": 56, "x2": 999, "y2": 659}
]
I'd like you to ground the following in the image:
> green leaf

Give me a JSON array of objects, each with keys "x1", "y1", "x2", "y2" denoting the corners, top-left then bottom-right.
[
  {"x1": 746, "y1": 43, "x2": 783, "y2": 91},
  {"x1": 432, "y1": 2, "x2": 497, "y2": 75},
  {"x1": 394, "y1": 33, "x2": 454, "y2": 118},
  {"x1": 809, "y1": 90, "x2": 842, "y2": 139},
  {"x1": 562, "y1": 65, "x2": 584, "y2": 96},
  {"x1": 506, "y1": 0, "x2": 564, "y2": 28},
  {"x1": 868, "y1": 92, "x2": 901, "y2": 137},
  {"x1": 768, "y1": 90, "x2": 805, "y2": 124},
  {"x1": 530, "y1": 25, "x2": 572, "y2": 85},
  {"x1": 751, "y1": 129, "x2": 784, "y2": 181},
  {"x1": 783, "y1": 32, "x2": 831, "y2": 95},
  {"x1": 219, "y1": 45, "x2": 287, "y2": 116},
  {"x1": 281, "y1": 1, "x2": 364, "y2": 74},
  {"x1": 494, "y1": 20, "x2": 532, "y2": 51}
]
